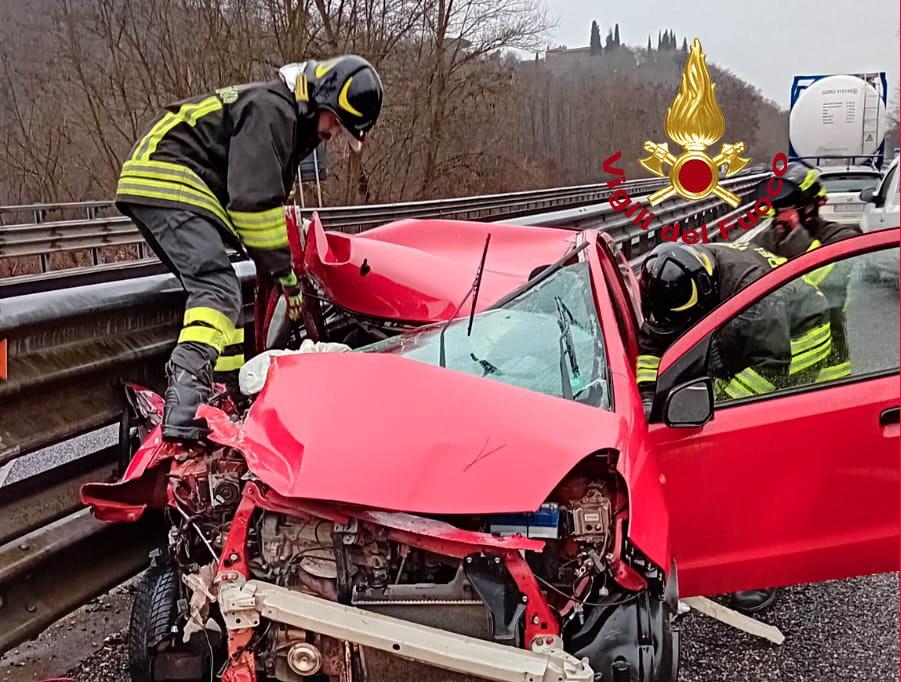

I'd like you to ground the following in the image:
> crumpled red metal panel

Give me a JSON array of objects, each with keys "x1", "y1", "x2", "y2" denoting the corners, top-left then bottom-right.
[{"x1": 302, "y1": 214, "x2": 574, "y2": 323}]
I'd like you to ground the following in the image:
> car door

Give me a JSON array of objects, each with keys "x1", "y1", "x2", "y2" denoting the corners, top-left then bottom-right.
[
  {"x1": 865, "y1": 162, "x2": 899, "y2": 231},
  {"x1": 646, "y1": 230, "x2": 899, "y2": 598}
]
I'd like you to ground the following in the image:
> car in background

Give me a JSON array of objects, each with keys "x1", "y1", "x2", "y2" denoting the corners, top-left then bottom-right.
[
  {"x1": 860, "y1": 157, "x2": 899, "y2": 284},
  {"x1": 860, "y1": 157, "x2": 900, "y2": 232},
  {"x1": 819, "y1": 166, "x2": 883, "y2": 225}
]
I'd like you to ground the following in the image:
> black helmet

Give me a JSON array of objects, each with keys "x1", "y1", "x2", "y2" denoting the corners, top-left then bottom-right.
[
  {"x1": 639, "y1": 242, "x2": 719, "y2": 327},
  {"x1": 757, "y1": 163, "x2": 824, "y2": 211},
  {"x1": 305, "y1": 55, "x2": 383, "y2": 147}
]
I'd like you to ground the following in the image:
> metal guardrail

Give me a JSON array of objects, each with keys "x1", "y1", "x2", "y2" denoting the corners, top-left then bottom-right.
[
  {"x1": 0, "y1": 180, "x2": 675, "y2": 272},
  {"x1": 0, "y1": 173, "x2": 765, "y2": 655}
]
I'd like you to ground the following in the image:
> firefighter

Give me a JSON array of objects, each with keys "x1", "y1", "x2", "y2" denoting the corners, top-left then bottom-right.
[
  {"x1": 752, "y1": 164, "x2": 861, "y2": 383},
  {"x1": 116, "y1": 55, "x2": 383, "y2": 441},
  {"x1": 635, "y1": 240, "x2": 832, "y2": 614}
]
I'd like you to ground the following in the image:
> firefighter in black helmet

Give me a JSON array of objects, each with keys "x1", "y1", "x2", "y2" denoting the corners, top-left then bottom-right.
[
  {"x1": 636, "y1": 240, "x2": 832, "y2": 615},
  {"x1": 116, "y1": 55, "x2": 383, "y2": 441},
  {"x1": 752, "y1": 163, "x2": 861, "y2": 382}
]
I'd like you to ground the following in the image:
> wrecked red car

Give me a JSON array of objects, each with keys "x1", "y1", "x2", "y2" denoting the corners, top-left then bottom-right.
[{"x1": 82, "y1": 214, "x2": 900, "y2": 682}]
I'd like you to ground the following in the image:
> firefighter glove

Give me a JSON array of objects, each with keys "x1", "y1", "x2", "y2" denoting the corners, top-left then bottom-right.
[{"x1": 278, "y1": 271, "x2": 303, "y2": 321}]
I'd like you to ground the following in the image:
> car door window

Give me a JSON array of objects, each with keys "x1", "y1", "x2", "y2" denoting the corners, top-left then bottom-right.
[{"x1": 710, "y1": 245, "x2": 900, "y2": 404}]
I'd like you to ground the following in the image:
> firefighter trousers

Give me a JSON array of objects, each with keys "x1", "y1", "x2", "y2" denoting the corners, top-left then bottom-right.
[{"x1": 120, "y1": 204, "x2": 245, "y2": 390}]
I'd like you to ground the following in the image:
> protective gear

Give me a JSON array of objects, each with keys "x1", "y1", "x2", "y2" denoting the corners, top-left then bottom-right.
[
  {"x1": 729, "y1": 588, "x2": 778, "y2": 614},
  {"x1": 279, "y1": 270, "x2": 304, "y2": 322},
  {"x1": 638, "y1": 243, "x2": 719, "y2": 327},
  {"x1": 636, "y1": 241, "x2": 832, "y2": 407},
  {"x1": 121, "y1": 205, "x2": 244, "y2": 440},
  {"x1": 280, "y1": 55, "x2": 383, "y2": 151},
  {"x1": 116, "y1": 75, "x2": 318, "y2": 279},
  {"x1": 163, "y1": 344, "x2": 215, "y2": 441}
]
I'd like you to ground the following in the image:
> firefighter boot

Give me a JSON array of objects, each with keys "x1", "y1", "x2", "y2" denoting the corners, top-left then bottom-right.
[
  {"x1": 163, "y1": 343, "x2": 215, "y2": 441},
  {"x1": 729, "y1": 588, "x2": 778, "y2": 614}
]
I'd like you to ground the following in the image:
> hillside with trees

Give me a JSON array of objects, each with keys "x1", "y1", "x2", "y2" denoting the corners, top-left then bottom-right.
[{"x1": 0, "y1": 2, "x2": 797, "y2": 209}]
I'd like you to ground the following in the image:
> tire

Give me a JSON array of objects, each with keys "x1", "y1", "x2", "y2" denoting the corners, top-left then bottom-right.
[{"x1": 128, "y1": 562, "x2": 165, "y2": 682}]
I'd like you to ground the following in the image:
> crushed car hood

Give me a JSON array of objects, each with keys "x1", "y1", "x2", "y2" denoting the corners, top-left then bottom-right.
[
  {"x1": 207, "y1": 352, "x2": 630, "y2": 515},
  {"x1": 303, "y1": 216, "x2": 575, "y2": 323}
]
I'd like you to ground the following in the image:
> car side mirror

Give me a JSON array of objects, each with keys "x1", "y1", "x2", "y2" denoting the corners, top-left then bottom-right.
[
  {"x1": 664, "y1": 377, "x2": 714, "y2": 428},
  {"x1": 859, "y1": 187, "x2": 876, "y2": 204}
]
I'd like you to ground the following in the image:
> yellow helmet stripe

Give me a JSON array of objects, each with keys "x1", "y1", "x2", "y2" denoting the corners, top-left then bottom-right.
[
  {"x1": 671, "y1": 280, "x2": 699, "y2": 312},
  {"x1": 338, "y1": 78, "x2": 363, "y2": 117},
  {"x1": 315, "y1": 59, "x2": 339, "y2": 78}
]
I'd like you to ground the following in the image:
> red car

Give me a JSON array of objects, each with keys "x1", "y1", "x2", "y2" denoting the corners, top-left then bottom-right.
[{"x1": 83, "y1": 215, "x2": 900, "y2": 682}]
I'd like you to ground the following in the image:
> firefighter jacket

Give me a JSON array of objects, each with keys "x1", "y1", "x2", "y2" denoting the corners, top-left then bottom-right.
[
  {"x1": 636, "y1": 241, "x2": 832, "y2": 407},
  {"x1": 115, "y1": 79, "x2": 319, "y2": 278},
  {"x1": 753, "y1": 217, "x2": 861, "y2": 381}
]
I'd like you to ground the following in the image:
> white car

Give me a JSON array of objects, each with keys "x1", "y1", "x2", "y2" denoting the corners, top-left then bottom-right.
[
  {"x1": 860, "y1": 157, "x2": 900, "y2": 232},
  {"x1": 860, "y1": 157, "x2": 899, "y2": 284},
  {"x1": 819, "y1": 166, "x2": 883, "y2": 225}
]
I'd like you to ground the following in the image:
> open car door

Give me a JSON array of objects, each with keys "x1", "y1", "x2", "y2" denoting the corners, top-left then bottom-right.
[{"x1": 647, "y1": 229, "x2": 900, "y2": 598}]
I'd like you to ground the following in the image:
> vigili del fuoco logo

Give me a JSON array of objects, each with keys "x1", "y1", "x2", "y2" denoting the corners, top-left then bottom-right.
[{"x1": 602, "y1": 37, "x2": 789, "y2": 244}]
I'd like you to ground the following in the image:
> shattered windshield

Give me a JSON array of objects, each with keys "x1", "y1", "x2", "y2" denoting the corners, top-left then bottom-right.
[{"x1": 361, "y1": 261, "x2": 610, "y2": 409}]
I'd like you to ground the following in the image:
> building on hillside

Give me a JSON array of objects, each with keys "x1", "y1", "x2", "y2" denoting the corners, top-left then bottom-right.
[{"x1": 545, "y1": 46, "x2": 593, "y2": 73}]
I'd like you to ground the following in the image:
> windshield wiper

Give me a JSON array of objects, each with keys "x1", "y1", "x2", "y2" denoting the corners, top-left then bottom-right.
[
  {"x1": 439, "y1": 234, "x2": 491, "y2": 368},
  {"x1": 555, "y1": 296, "x2": 581, "y2": 400}
]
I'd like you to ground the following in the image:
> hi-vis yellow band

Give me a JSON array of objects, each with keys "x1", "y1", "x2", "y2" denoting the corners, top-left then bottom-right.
[
  {"x1": 117, "y1": 160, "x2": 235, "y2": 234},
  {"x1": 132, "y1": 97, "x2": 222, "y2": 162},
  {"x1": 790, "y1": 322, "x2": 832, "y2": 375},
  {"x1": 228, "y1": 206, "x2": 289, "y2": 250},
  {"x1": 636, "y1": 354, "x2": 660, "y2": 384},
  {"x1": 723, "y1": 367, "x2": 775, "y2": 399}
]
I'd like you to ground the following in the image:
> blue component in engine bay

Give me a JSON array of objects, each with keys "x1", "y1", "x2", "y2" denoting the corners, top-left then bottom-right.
[{"x1": 489, "y1": 503, "x2": 559, "y2": 539}]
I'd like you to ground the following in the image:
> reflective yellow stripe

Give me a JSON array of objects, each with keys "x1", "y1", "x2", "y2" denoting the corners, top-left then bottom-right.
[
  {"x1": 178, "y1": 325, "x2": 225, "y2": 352},
  {"x1": 241, "y1": 231, "x2": 289, "y2": 249},
  {"x1": 790, "y1": 323, "x2": 832, "y2": 374},
  {"x1": 803, "y1": 263, "x2": 836, "y2": 288},
  {"x1": 184, "y1": 307, "x2": 235, "y2": 336},
  {"x1": 133, "y1": 97, "x2": 223, "y2": 161},
  {"x1": 731, "y1": 367, "x2": 775, "y2": 395},
  {"x1": 121, "y1": 160, "x2": 217, "y2": 199},
  {"x1": 806, "y1": 239, "x2": 823, "y2": 252},
  {"x1": 215, "y1": 353, "x2": 245, "y2": 372},
  {"x1": 816, "y1": 361, "x2": 852, "y2": 383},
  {"x1": 800, "y1": 169, "x2": 818, "y2": 191},
  {"x1": 229, "y1": 206, "x2": 286, "y2": 227},
  {"x1": 635, "y1": 354, "x2": 660, "y2": 384},
  {"x1": 723, "y1": 378, "x2": 754, "y2": 399},
  {"x1": 791, "y1": 323, "x2": 831, "y2": 354},
  {"x1": 224, "y1": 327, "x2": 245, "y2": 346},
  {"x1": 116, "y1": 178, "x2": 233, "y2": 231}
]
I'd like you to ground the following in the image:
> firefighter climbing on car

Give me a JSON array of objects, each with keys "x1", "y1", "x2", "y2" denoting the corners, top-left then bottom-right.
[
  {"x1": 751, "y1": 163, "x2": 861, "y2": 383},
  {"x1": 115, "y1": 55, "x2": 384, "y2": 441}
]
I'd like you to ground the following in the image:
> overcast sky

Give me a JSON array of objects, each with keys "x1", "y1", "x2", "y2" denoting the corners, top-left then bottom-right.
[{"x1": 540, "y1": 0, "x2": 900, "y2": 109}]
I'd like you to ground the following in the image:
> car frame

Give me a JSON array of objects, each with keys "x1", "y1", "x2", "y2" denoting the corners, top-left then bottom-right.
[{"x1": 82, "y1": 217, "x2": 900, "y2": 682}]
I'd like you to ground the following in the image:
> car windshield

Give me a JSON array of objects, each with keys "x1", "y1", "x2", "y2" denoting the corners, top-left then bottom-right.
[
  {"x1": 821, "y1": 174, "x2": 881, "y2": 193},
  {"x1": 361, "y1": 260, "x2": 610, "y2": 409}
]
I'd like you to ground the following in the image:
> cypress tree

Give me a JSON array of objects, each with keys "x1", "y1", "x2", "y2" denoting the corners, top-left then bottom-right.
[
  {"x1": 614, "y1": 23, "x2": 620, "y2": 47},
  {"x1": 590, "y1": 20, "x2": 602, "y2": 55}
]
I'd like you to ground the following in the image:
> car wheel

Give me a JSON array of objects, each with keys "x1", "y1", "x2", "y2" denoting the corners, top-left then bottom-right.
[{"x1": 128, "y1": 557, "x2": 216, "y2": 682}]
